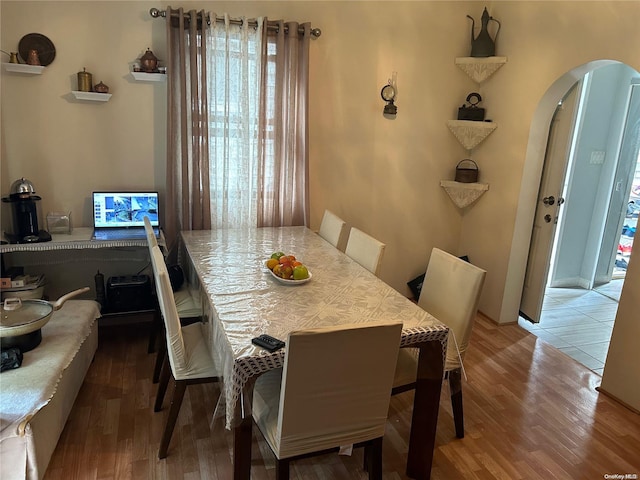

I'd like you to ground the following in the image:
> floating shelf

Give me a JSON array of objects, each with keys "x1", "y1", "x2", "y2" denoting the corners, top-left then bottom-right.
[
  {"x1": 2, "y1": 63, "x2": 45, "y2": 74},
  {"x1": 455, "y1": 56, "x2": 507, "y2": 83},
  {"x1": 130, "y1": 71, "x2": 166, "y2": 82},
  {"x1": 446, "y1": 120, "x2": 497, "y2": 151},
  {"x1": 71, "y1": 91, "x2": 112, "y2": 102},
  {"x1": 440, "y1": 180, "x2": 489, "y2": 209}
]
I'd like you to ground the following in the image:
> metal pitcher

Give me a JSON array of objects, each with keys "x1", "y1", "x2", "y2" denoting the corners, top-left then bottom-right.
[{"x1": 467, "y1": 7, "x2": 501, "y2": 57}]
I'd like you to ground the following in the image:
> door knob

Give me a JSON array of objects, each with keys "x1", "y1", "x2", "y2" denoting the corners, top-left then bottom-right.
[
  {"x1": 543, "y1": 196, "x2": 555, "y2": 206},
  {"x1": 544, "y1": 214, "x2": 552, "y2": 223}
]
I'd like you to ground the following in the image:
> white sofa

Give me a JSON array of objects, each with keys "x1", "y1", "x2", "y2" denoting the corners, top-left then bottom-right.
[{"x1": 0, "y1": 300, "x2": 100, "y2": 480}]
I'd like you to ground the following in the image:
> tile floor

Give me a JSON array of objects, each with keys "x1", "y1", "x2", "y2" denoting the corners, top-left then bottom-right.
[{"x1": 518, "y1": 279, "x2": 623, "y2": 375}]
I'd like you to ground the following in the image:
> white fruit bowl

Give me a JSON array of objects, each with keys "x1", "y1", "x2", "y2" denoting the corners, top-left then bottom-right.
[{"x1": 268, "y1": 269, "x2": 312, "y2": 285}]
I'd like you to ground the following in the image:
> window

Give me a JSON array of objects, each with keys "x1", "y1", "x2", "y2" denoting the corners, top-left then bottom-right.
[{"x1": 206, "y1": 22, "x2": 263, "y2": 227}]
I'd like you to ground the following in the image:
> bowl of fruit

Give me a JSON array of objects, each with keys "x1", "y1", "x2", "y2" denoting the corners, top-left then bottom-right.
[{"x1": 265, "y1": 252, "x2": 312, "y2": 285}]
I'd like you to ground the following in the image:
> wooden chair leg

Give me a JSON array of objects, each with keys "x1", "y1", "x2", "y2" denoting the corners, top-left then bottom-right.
[
  {"x1": 449, "y1": 367, "x2": 465, "y2": 438},
  {"x1": 158, "y1": 379, "x2": 187, "y2": 459},
  {"x1": 152, "y1": 338, "x2": 166, "y2": 384},
  {"x1": 154, "y1": 355, "x2": 171, "y2": 412},
  {"x1": 366, "y1": 437, "x2": 383, "y2": 480},
  {"x1": 275, "y1": 458, "x2": 290, "y2": 480},
  {"x1": 363, "y1": 444, "x2": 370, "y2": 472},
  {"x1": 147, "y1": 310, "x2": 161, "y2": 353}
]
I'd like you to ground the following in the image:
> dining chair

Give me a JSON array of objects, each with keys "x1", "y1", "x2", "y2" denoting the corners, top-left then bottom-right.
[
  {"x1": 392, "y1": 248, "x2": 486, "y2": 438},
  {"x1": 251, "y1": 321, "x2": 403, "y2": 480},
  {"x1": 318, "y1": 209, "x2": 348, "y2": 250},
  {"x1": 149, "y1": 245, "x2": 221, "y2": 459},
  {"x1": 344, "y1": 227, "x2": 386, "y2": 276},
  {"x1": 143, "y1": 216, "x2": 202, "y2": 383}
]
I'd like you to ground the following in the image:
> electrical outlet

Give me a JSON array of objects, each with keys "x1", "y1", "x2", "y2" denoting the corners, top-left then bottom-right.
[{"x1": 590, "y1": 150, "x2": 605, "y2": 164}]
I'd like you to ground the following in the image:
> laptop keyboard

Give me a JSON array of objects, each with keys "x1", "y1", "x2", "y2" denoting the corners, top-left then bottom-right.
[{"x1": 93, "y1": 228, "x2": 153, "y2": 241}]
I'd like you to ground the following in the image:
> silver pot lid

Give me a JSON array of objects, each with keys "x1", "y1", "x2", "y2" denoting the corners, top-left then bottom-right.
[
  {"x1": 0, "y1": 299, "x2": 52, "y2": 328},
  {"x1": 9, "y1": 177, "x2": 36, "y2": 196}
]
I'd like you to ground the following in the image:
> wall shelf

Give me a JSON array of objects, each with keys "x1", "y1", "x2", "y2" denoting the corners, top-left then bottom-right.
[
  {"x1": 2, "y1": 63, "x2": 45, "y2": 75},
  {"x1": 130, "y1": 71, "x2": 166, "y2": 82},
  {"x1": 455, "y1": 56, "x2": 507, "y2": 83},
  {"x1": 440, "y1": 180, "x2": 489, "y2": 209},
  {"x1": 71, "y1": 91, "x2": 112, "y2": 102},
  {"x1": 446, "y1": 120, "x2": 497, "y2": 150}
]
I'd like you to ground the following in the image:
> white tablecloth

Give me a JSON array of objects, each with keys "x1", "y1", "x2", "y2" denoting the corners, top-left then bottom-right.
[{"x1": 180, "y1": 227, "x2": 449, "y2": 428}]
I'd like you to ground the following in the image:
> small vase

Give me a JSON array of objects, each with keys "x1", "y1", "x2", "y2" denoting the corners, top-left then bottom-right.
[
  {"x1": 26, "y1": 49, "x2": 41, "y2": 66},
  {"x1": 94, "y1": 81, "x2": 109, "y2": 94},
  {"x1": 140, "y1": 48, "x2": 158, "y2": 73}
]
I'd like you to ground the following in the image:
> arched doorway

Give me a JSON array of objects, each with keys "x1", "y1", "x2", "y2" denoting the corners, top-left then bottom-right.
[{"x1": 509, "y1": 60, "x2": 640, "y2": 373}]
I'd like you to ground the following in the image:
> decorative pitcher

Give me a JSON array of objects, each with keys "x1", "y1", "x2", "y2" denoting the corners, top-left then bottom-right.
[{"x1": 467, "y1": 7, "x2": 501, "y2": 57}]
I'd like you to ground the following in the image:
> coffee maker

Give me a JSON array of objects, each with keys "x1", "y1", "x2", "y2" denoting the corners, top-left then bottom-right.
[{"x1": 2, "y1": 178, "x2": 51, "y2": 243}]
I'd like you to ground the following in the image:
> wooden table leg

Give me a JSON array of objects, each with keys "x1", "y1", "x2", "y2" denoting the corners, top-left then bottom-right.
[
  {"x1": 233, "y1": 378, "x2": 257, "y2": 480},
  {"x1": 406, "y1": 339, "x2": 445, "y2": 479},
  {"x1": 233, "y1": 415, "x2": 252, "y2": 480}
]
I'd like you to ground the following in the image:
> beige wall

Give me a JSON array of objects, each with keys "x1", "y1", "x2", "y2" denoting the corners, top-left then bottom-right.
[{"x1": 2, "y1": 1, "x2": 639, "y2": 409}]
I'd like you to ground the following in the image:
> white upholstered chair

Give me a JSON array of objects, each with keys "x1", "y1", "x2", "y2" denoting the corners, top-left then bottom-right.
[
  {"x1": 344, "y1": 227, "x2": 386, "y2": 276},
  {"x1": 392, "y1": 248, "x2": 486, "y2": 438},
  {"x1": 252, "y1": 321, "x2": 403, "y2": 480},
  {"x1": 318, "y1": 209, "x2": 348, "y2": 250},
  {"x1": 149, "y1": 246, "x2": 220, "y2": 459},
  {"x1": 143, "y1": 216, "x2": 202, "y2": 383}
]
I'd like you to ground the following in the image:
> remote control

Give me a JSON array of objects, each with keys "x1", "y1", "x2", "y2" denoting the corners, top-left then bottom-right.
[{"x1": 252, "y1": 334, "x2": 285, "y2": 352}]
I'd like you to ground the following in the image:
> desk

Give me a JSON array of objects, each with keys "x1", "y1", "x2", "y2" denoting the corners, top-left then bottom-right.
[
  {"x1": 180, "y1": 227, "x2": 449, "y2": 480},
  {"x1": 1, "y1": 227, "x2": 162, "y2": 302}
]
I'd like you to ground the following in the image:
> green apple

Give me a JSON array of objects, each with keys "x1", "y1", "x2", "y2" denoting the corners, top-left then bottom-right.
[
  {"x1": 293, "y1": 265, "x2": 309, "y2": 280},
  {"x1": 271, "y1": 251, "x2": 285, "y2": 260}
]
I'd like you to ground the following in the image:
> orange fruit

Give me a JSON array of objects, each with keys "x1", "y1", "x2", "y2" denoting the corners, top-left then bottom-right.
[{"x1": 266, "y1": 258, "x2": 279, "y2": 270}]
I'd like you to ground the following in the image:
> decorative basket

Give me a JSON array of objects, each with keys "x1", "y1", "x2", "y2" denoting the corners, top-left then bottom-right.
[{"x1": 455, "y1": 159, "x2": 479, "y2": 183}]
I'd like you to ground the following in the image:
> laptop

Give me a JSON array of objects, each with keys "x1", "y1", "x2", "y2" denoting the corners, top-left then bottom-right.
[{"x1": 91, "y1": 191, "x2": 160, "y2": 241}]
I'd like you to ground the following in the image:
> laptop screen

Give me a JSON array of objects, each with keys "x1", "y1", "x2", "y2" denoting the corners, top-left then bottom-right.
[{"x1": 92, "y1": 192, "x2": 160, "y2": 228}]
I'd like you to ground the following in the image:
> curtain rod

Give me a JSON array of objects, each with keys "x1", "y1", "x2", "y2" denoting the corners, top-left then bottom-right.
[{"x1": 149, "y1": 8, "x2": 321, "y2": 38}]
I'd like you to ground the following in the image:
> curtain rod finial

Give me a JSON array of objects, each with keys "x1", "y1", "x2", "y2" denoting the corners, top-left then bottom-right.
[
  {"x1": 311, "y1": 28, "x2": 321, "y2": 38},
  {"x1": 149, "y1": 8, "x2": 163, "y2": 18}
]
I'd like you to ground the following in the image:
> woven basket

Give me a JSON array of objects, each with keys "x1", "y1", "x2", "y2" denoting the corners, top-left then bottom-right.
[{"x1": 455, "y1": 159, "x2": 478, "y2": 183}]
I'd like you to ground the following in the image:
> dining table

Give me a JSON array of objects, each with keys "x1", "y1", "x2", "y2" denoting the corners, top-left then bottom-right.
[{"x1": 179, "y1": 226, "x2": 449, "y2": 480}]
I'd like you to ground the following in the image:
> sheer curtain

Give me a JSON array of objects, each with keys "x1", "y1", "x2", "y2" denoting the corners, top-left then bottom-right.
[
  {"x1": 165, "y1": 10, "x2": 310, "y2": 245},
  {"x1": 208, "y1": 15, "x2": 263, "y2": 229}
]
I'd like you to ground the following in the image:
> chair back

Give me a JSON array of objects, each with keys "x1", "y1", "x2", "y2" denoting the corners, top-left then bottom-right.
[
  {"x1": 318, "y1": 210, "x2": 348, "y2": 250},
  {"x1": 150, "y1": 246, "x2": 189, "y2": 374},
  {"x1": 345, "y1": 227, "x2": 386, "y2": 276},
  {"x1": 143, "y1": 215, "x2": 158, "y2": 249},
  {"x1": 275, "y1": 322, "x2": 402, "y2": 458},
  {"x1": 418, "y1": 248, "x2": 486, "y2": 370}
]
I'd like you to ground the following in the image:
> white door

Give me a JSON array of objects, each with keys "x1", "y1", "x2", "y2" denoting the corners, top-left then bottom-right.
[{"x1": 520, "y1": 83, "x2": 581, "y2": 322}]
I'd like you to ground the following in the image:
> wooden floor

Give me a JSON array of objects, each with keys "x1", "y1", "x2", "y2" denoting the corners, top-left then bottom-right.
[{"x1": 44, "y1": 314, "x2": 640, "y2": 480}]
